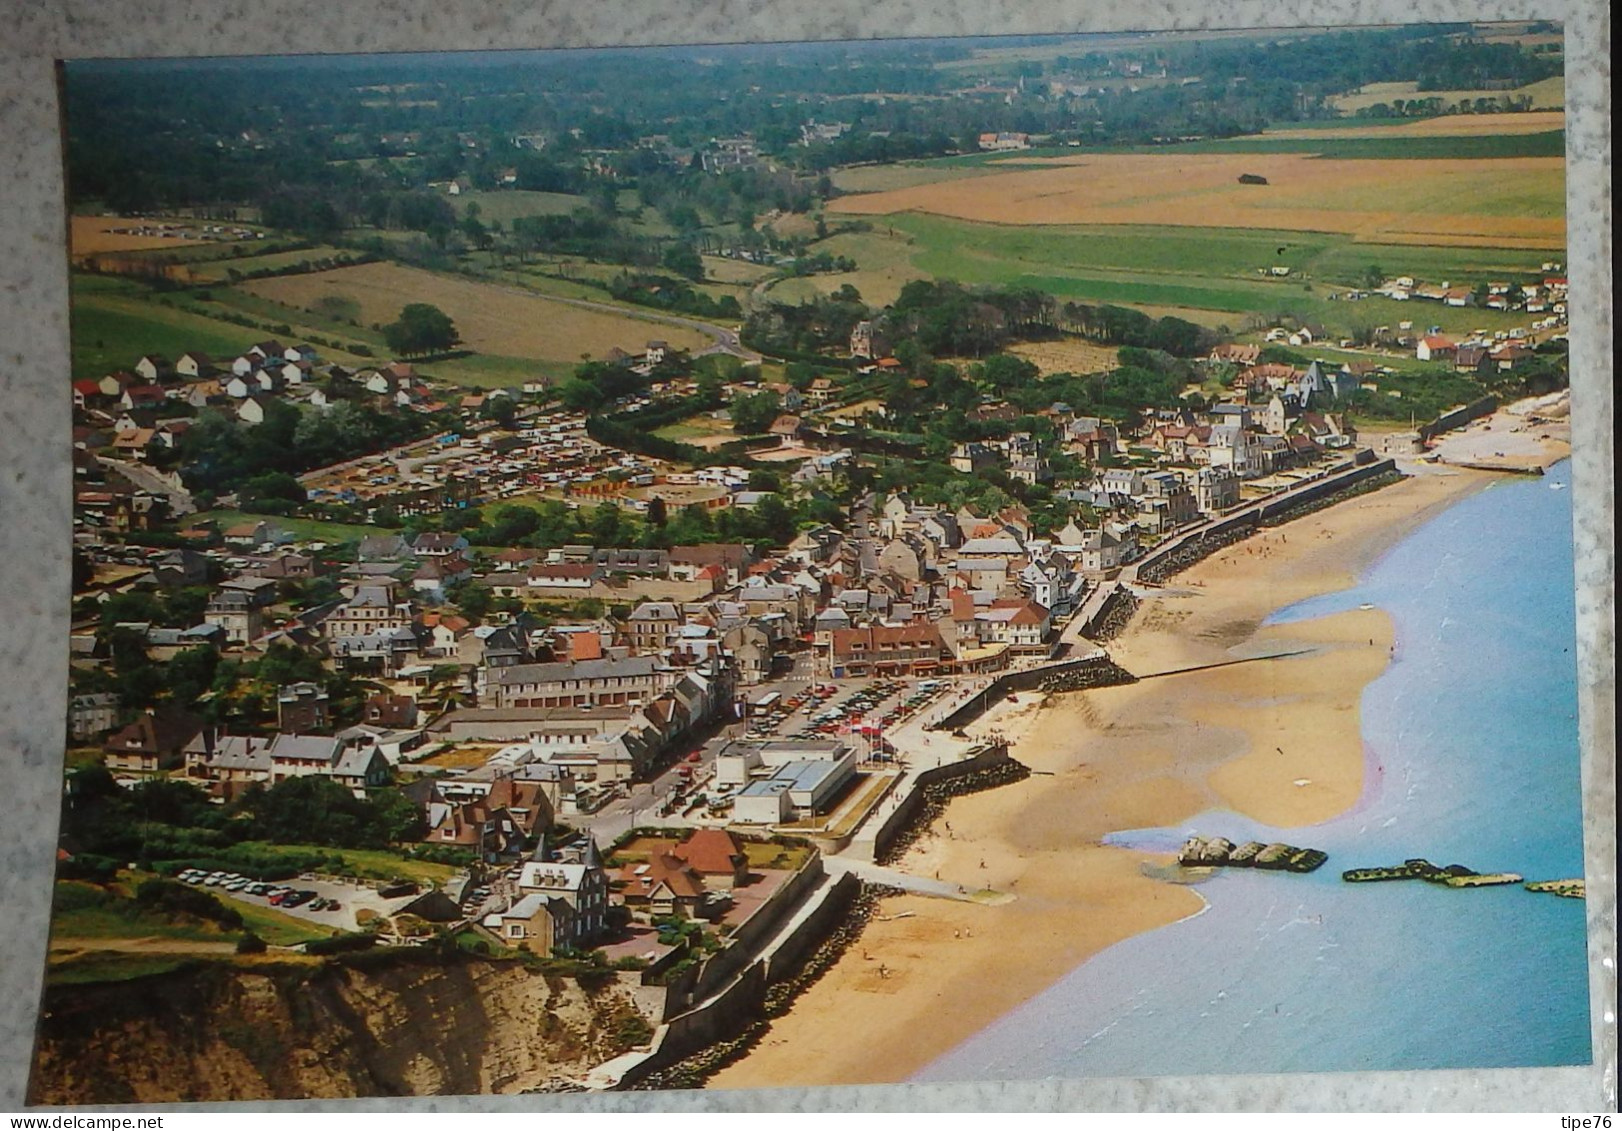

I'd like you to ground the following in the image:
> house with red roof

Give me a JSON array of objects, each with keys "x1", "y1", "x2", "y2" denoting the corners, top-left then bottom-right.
[{"x1": 1416, "y1": 335, "x2": 1457, "y2": 362}]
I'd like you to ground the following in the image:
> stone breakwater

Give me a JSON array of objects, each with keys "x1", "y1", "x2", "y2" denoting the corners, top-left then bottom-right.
[
  {"x1": 1257, "y1": 468, "x2": 1407, "y2": 528},
  {"x1": 627, "y1": 883, "x2": 903, "y2": 1091},
  {"x1": 1031, "y1": 657, "x2": 1139, "y2": 695},
  {"x1": 876, "y1": 758, "x2": 1033, "y2": 867},
  {"x1": 1137, "y1": 523, "x2": 1257, "y2": 585},
  {"x1": 1524, "y1": 879, "x2": 1585, "y2": 899},
  {"x1": 1342, "y1": 858, "x2": 1523, "y2": 887},
  {"x1": 1178, "y1": 836, "x2": 1328, "y2": 873},
  {"x1": 1134, "y1": 466, "x2": 1408, "y2": 587}
]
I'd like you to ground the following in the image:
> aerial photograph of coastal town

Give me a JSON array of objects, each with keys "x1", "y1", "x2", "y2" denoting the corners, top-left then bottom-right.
[{"x1": 32, "y1": 20, "x2": 1591, "y2": 1102}]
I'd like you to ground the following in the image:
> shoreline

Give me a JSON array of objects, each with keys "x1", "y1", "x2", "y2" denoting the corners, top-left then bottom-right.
[{"x1": 707, "y1": 462, "x2": 1496, "y2": 1091}]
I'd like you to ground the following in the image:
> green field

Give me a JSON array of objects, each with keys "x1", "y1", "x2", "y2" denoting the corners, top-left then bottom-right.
[
  {"x1": 424, "y1": 352, "x2": 572, "y2": 388},
  {"x1": 191, "y1": 510, "x2": 396, "y2": 543},
  {"x1": 215, "y1": 894, "x2": 345, "y2": 946},
  {"x1": 808, "y1": 212, "x2": 1558, "y2": 339},
  {"x1": 454, "y1": 190, "x2": 587, "y2": 224},
  {"x1": 45, "y1": 953, "x2": 202, "y2": 986},
  {"x1": 185, "y1": 245, "x2": 357, "y2": 283},
  {"x1": 72, "y1": 275, "x2": 255, "y2": 380},
  {"x1": 50, "y1": 882, "x2": 221, "y2": 942}
]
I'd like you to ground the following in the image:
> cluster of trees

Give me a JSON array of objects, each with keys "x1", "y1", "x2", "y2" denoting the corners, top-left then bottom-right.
[
  {"x1": 382, "y1": 302, "x2": 460, "y2": 357},
  {"x1": 743, "y1": 287, "x2": 869, "y2": 357},
  {"x1": 71, "y1": 637, "x2": 367, "y2": 731},
  {"x1": 174, "y1": 398, "x2": 445, "y2": 496},
  {"x1": 870, "y1": 283, "x2": 1212, "y2": 363},
  {"x1": 636, "y1": 166, "x2": 823, "y2": 232},
  {"x1": 729, "y1": 389, "x2": 784, "y2": 435},
  {"x1": 556, "y1": 357, "x2": 691, "y2": 414},
  {"x1": 404, "y1": 480, "x2": 846, "y2": 557},
  {"x1": 60, "y1": 768, "x2": 424, "y2": 879},
  {"x1": 606, "y1": 272, "x2": 743, "y2": 322}
]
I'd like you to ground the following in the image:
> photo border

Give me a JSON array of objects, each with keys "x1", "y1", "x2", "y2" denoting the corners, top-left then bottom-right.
[{"x1": 1, "y1": 0, "x2": 1612, "y2": 1111}]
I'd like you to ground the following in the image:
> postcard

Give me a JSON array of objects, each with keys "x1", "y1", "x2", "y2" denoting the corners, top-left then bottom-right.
[{"x1": 7, "y1": 11, "x2": 1611, "y2": 1110}]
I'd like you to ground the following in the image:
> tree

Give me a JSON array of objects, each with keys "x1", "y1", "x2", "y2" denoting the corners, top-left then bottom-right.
[
  {"x1": 454, "y1": 582, "x2": 494, "y2": 625},
  {"x1": 730, "y1": 390, "x2": 781, "y2": 435},
  {"x1": 383, "y1": 303, "x2": 459, "y2": 357},
  {"x1": 480, "y1": 396, "x2": 518, "y2": 427},
  {"x1": 661, "y1": 243, "x2": 705, "y2": 282},
  {"x1": 646, "y1": 496, "x2": 668, "y2": 527}
]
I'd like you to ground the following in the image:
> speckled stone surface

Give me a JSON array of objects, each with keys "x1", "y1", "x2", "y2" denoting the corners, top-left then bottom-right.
[{"x1": 1, "y1": 0, "x2": 1611, "y2": 1112}]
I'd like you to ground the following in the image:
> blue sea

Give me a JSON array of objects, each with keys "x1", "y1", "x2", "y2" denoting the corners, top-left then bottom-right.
[{"x1": 917, "y1": 461, "x2": 1592, "y2": 1080}]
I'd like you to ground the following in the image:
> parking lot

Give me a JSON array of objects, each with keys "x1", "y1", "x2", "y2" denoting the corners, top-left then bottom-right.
[
  {"x1": 178, "y1": 869, "x2": 419, "y2": 934},
  {"x1": 742, "y1": 675, "x2": 956, "y2": 757}
]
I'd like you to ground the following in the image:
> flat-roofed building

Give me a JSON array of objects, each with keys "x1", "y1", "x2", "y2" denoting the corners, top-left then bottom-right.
[{"x1": 728, "y1": 745, "x2": 857, "y2": 825}]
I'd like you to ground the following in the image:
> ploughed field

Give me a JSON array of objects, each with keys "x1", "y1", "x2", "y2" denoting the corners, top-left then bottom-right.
[
  {"x1": 827, "y1": 152, "x2": 1565, "y2": 248},
  {"x1": 240, "y1": 261, "x2": 710, "y2": 363}
]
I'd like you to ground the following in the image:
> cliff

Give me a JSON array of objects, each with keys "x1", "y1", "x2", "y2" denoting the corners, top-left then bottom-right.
[{"x1": 29, "y1": 955, "x2": 659, "y2": 1104}]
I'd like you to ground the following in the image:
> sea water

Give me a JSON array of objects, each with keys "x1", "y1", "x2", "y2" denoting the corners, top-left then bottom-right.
[{"x1": 917, "y1": 461, "x2": 1591, "y2": 1080}]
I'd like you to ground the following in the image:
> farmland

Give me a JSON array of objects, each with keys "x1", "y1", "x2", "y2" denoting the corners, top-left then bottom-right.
[
  {"x1": 239, "y1": 261, "x2": 710, "y2": 364},
  {"x1": 1007, "y1": 339, "x2": 1120, "y2": 377},
  {"x1": 69, "y1": 215, "x2": 266, "y2": 259},
  {"x1": 763, "y1": 226, "x2": 929, "y2": 307},
  {"x1": 830, "y1": 164, "x2": 1010, "y2": 194},
  {"x1": 763, "y1": 209, "x2": 1559, "y2": 341},
  {"x1": 651, "y1": 416, "x2": 738, "y2": 449},
  {"x1": 1327, "y1": 79, "x2": 1565, "y2": 113},
  {"x1": 827, "y1": 153, "x2": 1565, "y2": 247},
  {"x1": 71, "y1": 275, "x2": 266, "y2": 381},
  {"x1": 181, "y1": 245, "x2": 358, "y2": 284},
  {"x1": 451, "y1": 189, "x2": 586, "y2": 224},
  {"x1": 1268, "y1": 110, "x2": 1565, "y2": 138}
]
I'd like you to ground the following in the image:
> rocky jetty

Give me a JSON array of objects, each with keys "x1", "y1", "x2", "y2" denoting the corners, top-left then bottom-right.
[
  {"x1": 1178, "y1": 836, "x2": 1328, "y2": 873},
  {"x1": 1525, "y1": 878, "x2": 1585, "y2": 899},
  {"x1": 1032, "y1": 657, "x2": 1138, "y2": 694},
  {"x1": 1342, "y1": 858, "x2": 1522, "y2": 887}
]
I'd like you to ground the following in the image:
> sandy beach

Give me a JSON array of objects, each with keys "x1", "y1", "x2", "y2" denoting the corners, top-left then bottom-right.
[
  {"x1": 1429, "y1": 389, "x2": 1572, "y2": 472},
  {"x1": 710, "y1": 462, "x2": 1498, "y2": 1091}
]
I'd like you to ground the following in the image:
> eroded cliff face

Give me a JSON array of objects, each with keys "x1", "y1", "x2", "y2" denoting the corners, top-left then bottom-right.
[{"x1": 29, "y1": 958, "x2": 658, "y2": 1104}]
